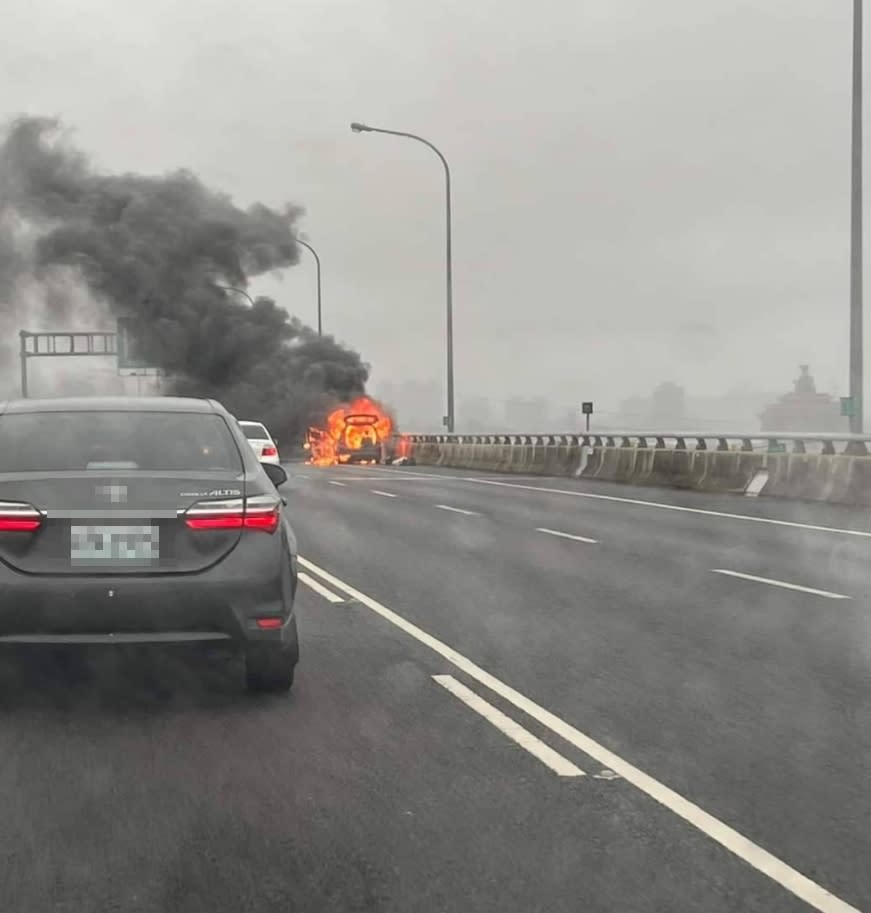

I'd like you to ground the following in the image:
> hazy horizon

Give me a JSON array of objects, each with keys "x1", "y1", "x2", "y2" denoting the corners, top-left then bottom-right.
[{"x1": 1, "y1": 0, "x2": 863, "y2": 423}]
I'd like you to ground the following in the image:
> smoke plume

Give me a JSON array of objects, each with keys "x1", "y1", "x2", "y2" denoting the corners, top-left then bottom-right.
[{"x1": 0, "y1": 116, "x2": 369, "y2": 441}]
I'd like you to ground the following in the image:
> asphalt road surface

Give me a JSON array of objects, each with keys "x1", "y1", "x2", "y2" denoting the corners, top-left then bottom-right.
[{"x1": 2, "y1": 464, "x2": 869, "y2": 912}]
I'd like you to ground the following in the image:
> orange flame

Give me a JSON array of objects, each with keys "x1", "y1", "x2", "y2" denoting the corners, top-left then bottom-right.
[{"x1": 307, "y1": 397, "x2": 393, "y2": 466}]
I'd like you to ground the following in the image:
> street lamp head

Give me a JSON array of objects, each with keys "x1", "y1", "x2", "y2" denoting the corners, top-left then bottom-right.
[{"x1": 350, "y1": 121, "x2": 371, "y2": 133}]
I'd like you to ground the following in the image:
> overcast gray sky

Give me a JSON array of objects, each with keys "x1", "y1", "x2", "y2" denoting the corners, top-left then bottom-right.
[{"x1": 0, "y1": 0, "x2": 860, "y2": 415}]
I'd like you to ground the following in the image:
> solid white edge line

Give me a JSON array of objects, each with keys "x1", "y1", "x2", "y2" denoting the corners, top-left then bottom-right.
[
  {"x1": 435, "y1": 504, "x2": 481, "y2": 516},
  {"x1": 328, "y1": 481, "x2": 346, "y2": 487},
  {"x1": 298, "y1": 571, "x2": 344, "y2": 604},
  {"x1": 536, "y1": 527, "x2": 599, "y2": 545},
  {"x1": 298, "y1": 555, "x2": 860, "y2": 913},
  {"x1": 711, "y1": 569, "x2": 851, "y2": 600},
  {"x1": 342, "y1": 473, "x2": 447, "y2": 481},
  {"x1": 464, "y1": 478, "x2": 871, "y2": 539},
  {"x1": 371, "y1": 490, "x2": 398, "y2": 498},
  {"x1": 433, "y1": 675, "x2": 584, "y2": 777}
]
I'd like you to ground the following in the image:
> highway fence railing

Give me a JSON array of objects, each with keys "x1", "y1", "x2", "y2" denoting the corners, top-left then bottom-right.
[{"x1": 386, "y1": 431, "x2": 871, "y2": 506}]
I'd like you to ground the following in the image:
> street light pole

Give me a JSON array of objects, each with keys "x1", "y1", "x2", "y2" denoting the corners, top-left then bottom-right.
[
  {"x1": 851, "y1": 0, "x2": 864, "y2": 433},
  {"x1": 350, "y1": 121, "x2": 454, "y2": 433},
  {"x1": 19, "y1": 330, "x2": 29, "y2": 399},
  {"x1": 295, "y1": 238, "x2": 323, "y2": 336},
  {"x1": 215, "y1": 284, "x2": 256, "y2": 307}
]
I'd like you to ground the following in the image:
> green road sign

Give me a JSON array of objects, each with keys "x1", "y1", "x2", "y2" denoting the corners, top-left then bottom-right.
[
  {"x1": 116, "y1": 317, "x2": 156, "y2": 370},
  {"x1": 840, "y1": 396, "x2": 854, "y2": 417}
]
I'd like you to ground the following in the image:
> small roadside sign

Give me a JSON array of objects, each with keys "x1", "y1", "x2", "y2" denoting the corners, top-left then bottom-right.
[
  {"x1": 768, "y1": 441, "x2": 787, "y2": 454},
  {"x1": 581, "y1": 402, "x2": 593, "y2": 432},
  {"x1": 840, "y1": 396, "x2": 854, "y2": 417}
]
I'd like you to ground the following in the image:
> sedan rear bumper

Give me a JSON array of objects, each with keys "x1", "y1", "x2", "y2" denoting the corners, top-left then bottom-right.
[
  {"x1": 0, "y1": 631, "x2": 233, "y2": 644},
  {"x1": 0, "y1": 563, "x2": 297, "y2": 649}
]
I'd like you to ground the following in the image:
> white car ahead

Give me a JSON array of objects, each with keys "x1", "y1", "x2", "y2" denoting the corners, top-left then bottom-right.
[{"x1": 238, "y1": 420, "x2": 280, "y2": 465}]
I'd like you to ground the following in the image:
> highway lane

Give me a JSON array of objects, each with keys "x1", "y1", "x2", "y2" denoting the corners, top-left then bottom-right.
[
  {"x1": 286, "y1": 464, "x2": 871, "y2": 912},
  {"x1": 0, "y1": 579, "x2": 808, "y2": 913},
  {"x1": 302, "y1": 465, "x2": 871, "y2": 595},
  {"x1": 0, "y1": 463, "x2": 864, "y2": 912},
  {"x1": 314, "y1": 462, "x2": 871, "y2": 532}
]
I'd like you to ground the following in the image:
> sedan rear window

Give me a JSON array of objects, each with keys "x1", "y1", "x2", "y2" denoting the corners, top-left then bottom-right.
[
  {"x1": 0, "y1": 412, "x2": 244, "y2": 473},
  {"x1": 240, "y1": 423, "x2": 270, "y2": 441}
]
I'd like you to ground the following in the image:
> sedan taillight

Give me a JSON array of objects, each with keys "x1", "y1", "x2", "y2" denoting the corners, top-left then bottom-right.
[
  {"x1": 182, "y1": 495, "x2": 280, "y2": 534},
  {"x1": 242, "y1": 495, "x2": 282, "y2": 532},
  {"x1": 0, "y1": 501, "x2": 44, "y2": 532},
  {"x1": 261, "y1": 445, "x2": 278, "y2": 458}
]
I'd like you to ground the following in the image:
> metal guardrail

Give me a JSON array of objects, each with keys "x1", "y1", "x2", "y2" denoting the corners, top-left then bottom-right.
[{"x1": 396, "y1": 431, "x2": 871, "y2": 456}]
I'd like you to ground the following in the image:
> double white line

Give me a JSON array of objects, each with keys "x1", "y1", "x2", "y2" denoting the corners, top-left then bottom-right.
[
  {"x1": 433, "y1": 674, "x2": 585, "y2": 777},
  {"x1": 298, "y1": 555, "x2": 860, "y2": 913},
  {"x1": 299, "y1": 561, "x2": 585, "y2": 775},
  {"x1": 298, "y1": 570, "x2": 344, "y2": 604}
]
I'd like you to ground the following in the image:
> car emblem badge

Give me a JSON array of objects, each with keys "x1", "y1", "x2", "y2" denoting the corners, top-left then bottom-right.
[{"x1": 96, "y1": 483, "x2": 127, "y2": 504}]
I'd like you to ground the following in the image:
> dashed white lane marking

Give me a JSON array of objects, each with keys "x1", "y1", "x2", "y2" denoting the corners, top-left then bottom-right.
[
  {"x1": 298, "y1": 572, "x2": 344, "y2": 603},
  {"x1": 435, "y1": 504, "x2": 481, "y2": 516},
  {"x1": 371, "y1": 490, "x2": 398, "y2": 498},
  {"x1": 711, "y1": 569, "x2": 850, "y2": 600},
  {"x1": 299, "y1": 555, "x2": 860, "y2": 913},
  {"x1": 464, "y1": 478, "x2": 871, "y2": 540},
  {"x1": 433, "y1": 675, "x2": 584, "y2": 777},
  {"x1": 328, "y1": 480, "x2": 346, "y2": 487},
  {"x1": 536, "y1": 527, "x2": 598, "y2": 545}
]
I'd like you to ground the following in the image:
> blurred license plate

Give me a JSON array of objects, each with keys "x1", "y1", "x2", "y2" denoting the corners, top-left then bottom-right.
[{"x1": 70, "y1": 525, "x2": 159, "y2": 565}]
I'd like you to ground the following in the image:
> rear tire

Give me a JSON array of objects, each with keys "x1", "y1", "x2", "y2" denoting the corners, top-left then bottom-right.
[{"x1": 245, "y1": 646, "x2": 296, "y2": 692}]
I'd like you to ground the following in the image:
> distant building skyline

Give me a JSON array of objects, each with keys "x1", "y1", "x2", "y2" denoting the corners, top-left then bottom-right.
[
  {"x1": 759, "y1": 365, "x2": 848, "y2": 433},
  {"x1": 375, "y1": 367, "x2": 849, "y2": 435}
]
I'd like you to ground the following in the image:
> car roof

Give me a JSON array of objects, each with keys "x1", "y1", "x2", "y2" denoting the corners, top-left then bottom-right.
[{"x1": 0, "y1": 396, "x2": 226, "y2": 415}]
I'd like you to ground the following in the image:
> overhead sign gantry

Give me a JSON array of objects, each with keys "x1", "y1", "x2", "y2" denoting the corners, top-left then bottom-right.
[{"x1": 18, "y1": 318, "x2": 161, "y2": 398}]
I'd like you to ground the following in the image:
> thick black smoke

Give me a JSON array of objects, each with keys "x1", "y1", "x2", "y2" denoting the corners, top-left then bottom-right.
[{"x1": 0, "y1": 116, "x2": 369, "y2": 442}]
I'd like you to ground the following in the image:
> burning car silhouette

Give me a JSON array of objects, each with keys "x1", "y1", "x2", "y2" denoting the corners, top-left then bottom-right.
[
  {"x1": 306, "y1": 397, "x2": 393, "y2": 466},
  {"x1": 335, "y1": 413, "x2": 384, "y2": 464}
]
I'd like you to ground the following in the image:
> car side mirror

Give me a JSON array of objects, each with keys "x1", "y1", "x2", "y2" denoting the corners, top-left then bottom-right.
[{"x1": 262, "y1": 462, "x2": 288, "y2": 488}]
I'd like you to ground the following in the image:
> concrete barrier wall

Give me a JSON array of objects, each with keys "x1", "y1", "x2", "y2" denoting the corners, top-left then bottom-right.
[
  {"x1": 392, "y1": 434, "x2": 871, "y2": 506},
  {"x1": 760, "y1": 452, "x2": 871, "y2": 505}
]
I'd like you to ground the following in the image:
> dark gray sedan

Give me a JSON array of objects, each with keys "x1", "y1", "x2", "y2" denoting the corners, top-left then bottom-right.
[{"x1": 0, "y1": 396, "x2": 299, "y2": 692}]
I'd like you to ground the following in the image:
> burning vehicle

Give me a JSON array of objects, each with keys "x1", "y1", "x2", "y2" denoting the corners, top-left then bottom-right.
[{"x1": 305, "y1": 397, "x2": 393, "y2": 466}]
